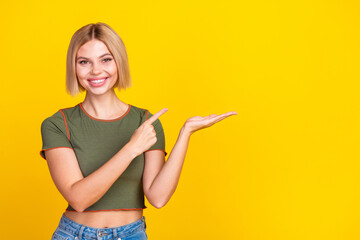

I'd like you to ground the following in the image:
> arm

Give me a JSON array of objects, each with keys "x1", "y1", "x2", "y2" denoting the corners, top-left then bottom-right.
[
  {"x1": 45, "y1": 142, "x2": 138, "y2": 212},
  {"x1": 143, "y1": 110, "x2": 237, "y2": 208},
  {"x1": 143, "y1": 126, "x2": 191, "y2": 208}
]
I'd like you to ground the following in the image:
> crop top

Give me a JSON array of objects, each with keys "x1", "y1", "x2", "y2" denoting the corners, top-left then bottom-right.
[{"x1": 39, "y1": 102, "x2": 167, "y2": 212}]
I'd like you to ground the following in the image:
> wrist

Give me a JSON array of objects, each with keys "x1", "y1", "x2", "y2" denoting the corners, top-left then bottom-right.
[
  {"x1": 124, "y1": 142, "x2": 141, "y2": 159},
  {"x1": 180, "y1": 125, "x2": 192, "y2": 138}
]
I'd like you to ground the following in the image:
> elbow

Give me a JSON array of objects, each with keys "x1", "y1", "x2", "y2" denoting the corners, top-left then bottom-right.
[
  {"x1": 68, "y1": 197, "x2": 86, "y2": 213},
  {"x1": 68, "y1": 183, "x2": 86, "y2": 212},
  {"x1": 146, "y1": 196, "x2": 166, "y2": 209},
  {"x1": 70, "y1": 202, "x2": 86, "y2": 213},
  {"x1": 152, "y1": 199, "x2": 168, "y2": 209},
  {"x1": 74, "y1": 206, "x2": 85, "y2": 213},
  {"x1": 153, "y1": 202, "x2": 165, "y2": 209},
  {"x1": 145, "y1": 189, "x2": 171, "y2": 209}
]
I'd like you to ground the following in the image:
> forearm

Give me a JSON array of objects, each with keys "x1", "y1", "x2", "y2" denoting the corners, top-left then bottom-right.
[
  {"x1": 70, "y1": 143, "x2": 138, "y2": 212},
  {"x1": 147, "y1": 126, "x2": 191, "y2": 207}
]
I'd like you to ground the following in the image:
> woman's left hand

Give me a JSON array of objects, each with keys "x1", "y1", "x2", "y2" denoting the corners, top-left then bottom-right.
[{"x1": 183, "y1": 111, "x2": 237, "y2": 135}]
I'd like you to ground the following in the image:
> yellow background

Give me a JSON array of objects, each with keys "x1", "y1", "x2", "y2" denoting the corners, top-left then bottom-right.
[{"x1": 1, "y1": 0, "x2": 360, "y2": 239}]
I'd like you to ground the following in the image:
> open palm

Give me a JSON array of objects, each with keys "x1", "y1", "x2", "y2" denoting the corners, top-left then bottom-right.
[{"x1": 184, "y1": 111, "x2": 237, "y2": 134}]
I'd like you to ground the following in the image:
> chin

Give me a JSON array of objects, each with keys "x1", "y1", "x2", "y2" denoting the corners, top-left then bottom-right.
[{"x1": 87, "y1": 89, "x2": 112, "y2": 95}]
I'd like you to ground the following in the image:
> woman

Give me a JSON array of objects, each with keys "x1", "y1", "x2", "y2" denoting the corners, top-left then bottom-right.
[{"x1": 40, "y1": 22, "x2": 237, "y2": 240}]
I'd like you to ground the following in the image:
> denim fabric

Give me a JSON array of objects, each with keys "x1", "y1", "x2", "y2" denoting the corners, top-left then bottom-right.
[{"x1": 51, "y1": 213, "x2": 148, "y2": 240}]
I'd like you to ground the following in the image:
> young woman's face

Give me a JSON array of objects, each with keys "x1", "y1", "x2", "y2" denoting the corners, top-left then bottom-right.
[{"x1": 76, "y1": 39, "x2": 118, "y2": 96}]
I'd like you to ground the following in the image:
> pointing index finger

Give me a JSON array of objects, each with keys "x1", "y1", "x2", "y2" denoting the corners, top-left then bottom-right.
[{"x1": 145, "y1": 108, "x2": 168, "y2": 125}]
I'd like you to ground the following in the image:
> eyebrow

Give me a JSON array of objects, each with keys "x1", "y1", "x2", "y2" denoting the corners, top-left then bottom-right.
[{"x1": 76, "y1": 53, "x2": 112, "y2": 60}]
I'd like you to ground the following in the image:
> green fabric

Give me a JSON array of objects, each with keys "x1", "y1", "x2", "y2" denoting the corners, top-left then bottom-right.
[{"x1": 40, "y1": 103, "x2": 167, "y2": 211}]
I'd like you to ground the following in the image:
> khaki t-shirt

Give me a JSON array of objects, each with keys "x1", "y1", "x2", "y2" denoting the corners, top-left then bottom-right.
[{"x1": 40, "y1": 102, "x2": 167, "y2": 212}]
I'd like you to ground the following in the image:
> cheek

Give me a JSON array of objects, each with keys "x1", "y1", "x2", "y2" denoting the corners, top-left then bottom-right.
[
  {"x1": 77, "y1": 72, "x2": 88, "y2": 82},
  {"x1": 109, "y1": 63, "x2": 118, "y2": 75},
  {"x1": 76, "y1": 69, "x2": 88, "y2": 88},
  {"x1": 77, "y1": 76, "x2": 87, "y2": 88},
  {"x1": 76, "y1": 67, "x2": 88, "y2": 79}
]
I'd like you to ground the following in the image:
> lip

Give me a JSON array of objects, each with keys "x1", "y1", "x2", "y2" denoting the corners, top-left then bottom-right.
[
  {"x1": 88, "y1": 77, "x2": 108, "y2": 87},
  {"x1": 88, "y1": 76, "x2": 108, "y2": 81}
]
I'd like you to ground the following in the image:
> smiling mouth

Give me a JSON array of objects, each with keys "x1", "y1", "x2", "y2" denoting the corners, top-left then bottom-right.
[{"x1": 88, "y1": 77, "x2": 108, "y2": 86}]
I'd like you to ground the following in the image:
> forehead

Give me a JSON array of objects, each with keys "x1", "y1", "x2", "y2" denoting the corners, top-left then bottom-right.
[{"x1": 77, "y1": 39, "x2": 111, "y2": 57}]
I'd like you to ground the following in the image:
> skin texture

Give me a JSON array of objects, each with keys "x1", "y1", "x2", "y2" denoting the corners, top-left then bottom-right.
[{"x1": 45, "y1": 39, "x2": 237, "y2": 228}]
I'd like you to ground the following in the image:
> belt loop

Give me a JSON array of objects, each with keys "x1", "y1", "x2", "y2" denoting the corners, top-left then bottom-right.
[
  {"x1": 113, "y1": 227, "x2": 118, "y2": 239},
  {"x1": 77, "y1": 225, "x2": 85, "y2": 240},
  {"x1": 143, "y1": 216, "x2": 146, "y2": 229}
]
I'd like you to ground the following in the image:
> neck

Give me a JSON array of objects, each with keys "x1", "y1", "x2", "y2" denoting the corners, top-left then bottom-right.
[{"x1": 82, "y1": 90, "x2": 127, "y2": 119}]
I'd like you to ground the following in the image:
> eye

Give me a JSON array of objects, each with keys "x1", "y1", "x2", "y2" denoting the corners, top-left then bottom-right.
[
  {"x1": 103, "y1": 58, "x2": 113, "y2": 62},
  {"x1": 78, "y1": 60, "x2": 88, "y2": 65}
]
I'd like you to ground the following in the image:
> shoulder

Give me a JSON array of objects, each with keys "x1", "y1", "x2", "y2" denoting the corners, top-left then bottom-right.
[
  {"x1": 40, "y1": 111, "x2": 66, "y2": 136},
  {"x1": 41, "y1": 104, "x2": 78, "y2": 128},
  {"x1": 129, "y1": 105, "x2": 162, "y2": 125},
  {"x1": 58, "y1": 104, "x2": 80, "y2": 120},
  {"x1": 131, "y1": 105, "x2": 164, "y2": 131},
  {"x1": 41, "y1": 110, "x2": 63, "y2": 126},
  {"x1": 129, "y1": 104, "x2": 149, "y2": 118}
]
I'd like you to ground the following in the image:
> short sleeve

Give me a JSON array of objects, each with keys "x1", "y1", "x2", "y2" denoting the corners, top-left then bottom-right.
[
  {"x1": 39, "y1": 116, "x2": 73, "y2": 160},
  {"x1": 143, "y1": 110, "x2": 167, "y2": 156}
]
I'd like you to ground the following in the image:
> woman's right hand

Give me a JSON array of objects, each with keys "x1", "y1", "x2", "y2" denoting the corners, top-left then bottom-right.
[{"x1": 128, "y1": 108, "x2": 168, "y2": 157}]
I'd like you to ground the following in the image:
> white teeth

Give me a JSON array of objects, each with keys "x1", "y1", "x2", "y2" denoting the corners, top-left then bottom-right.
[{"x1": 90, "y1": 78, "x2": 107, "y2": 83}]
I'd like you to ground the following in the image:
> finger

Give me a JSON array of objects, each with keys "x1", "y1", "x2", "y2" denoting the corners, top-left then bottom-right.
[
  {"x1": 220, "y1": 111, "x2": 237, "y2": 117},
  {"x1": 207, "y1": 111, "x2": 236, "y2": 119},
  {"x1": 144, "y1": 108, "x2": 168, "y2": 125},
  {"x1": 213, "y1": 115, "x2": 233, "y2": 123},
  {"x1": 209, "y1": 112, "x2": 236, "y2": 124},
  {"x1": 205, "y1": 114, "x2": 218, "y2": 119}
]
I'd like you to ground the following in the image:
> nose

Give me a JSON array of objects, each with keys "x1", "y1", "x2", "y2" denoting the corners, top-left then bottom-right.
[{"x1": 90, "y1": 62, "x2": 102, "y2": 75}]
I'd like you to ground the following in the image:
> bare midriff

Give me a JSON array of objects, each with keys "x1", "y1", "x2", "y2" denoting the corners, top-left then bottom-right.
[{"x1": 64, "y1": 209, "x2": 143, "y2": 228}]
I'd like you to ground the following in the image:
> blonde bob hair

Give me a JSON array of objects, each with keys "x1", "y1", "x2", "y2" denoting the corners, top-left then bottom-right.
[{"x1": 66, "y1": 22, "x2": 132, "y2": 97}]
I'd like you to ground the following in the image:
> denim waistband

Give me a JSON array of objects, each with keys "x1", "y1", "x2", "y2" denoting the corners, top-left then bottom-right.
[{"x1": 58, "y1": 213, "x2": 146, "y2": 240}]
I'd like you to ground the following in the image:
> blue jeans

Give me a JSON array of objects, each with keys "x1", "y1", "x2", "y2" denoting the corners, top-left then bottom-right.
[{"x1": 51, "y1": 213, "x2": 148, "y2": 240}]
